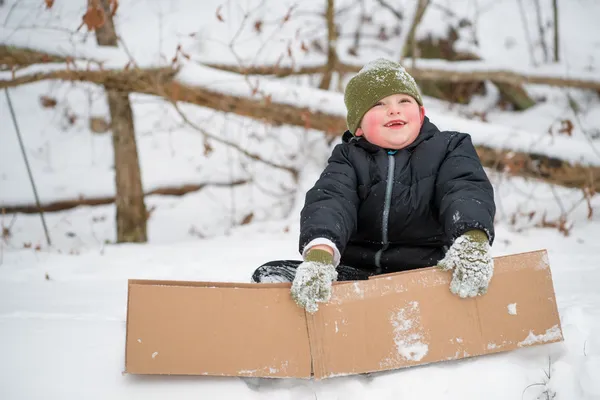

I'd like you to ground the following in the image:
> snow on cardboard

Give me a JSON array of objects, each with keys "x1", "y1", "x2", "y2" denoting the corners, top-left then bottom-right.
[{"x1": 124, "y1": 249, "x2": 562, "y2": 379}]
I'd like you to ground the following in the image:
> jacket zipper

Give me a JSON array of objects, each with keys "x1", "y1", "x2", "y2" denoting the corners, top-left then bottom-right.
[{"x1": 374, "y1": 150, "x2": 396, "y2": 274}]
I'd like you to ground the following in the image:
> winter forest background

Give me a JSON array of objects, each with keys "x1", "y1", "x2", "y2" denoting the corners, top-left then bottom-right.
[{"x1": 1, "y1": 0, "x2": 600, "y2": 399}]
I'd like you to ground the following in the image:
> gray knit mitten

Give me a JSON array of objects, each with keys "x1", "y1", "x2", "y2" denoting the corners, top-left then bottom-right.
[
  {"x1": 438, "y1": 230, "x2": 494, "y2": 298},
  {"x1": 291, "y1": 249, "x2": 338, "y2": 313}
]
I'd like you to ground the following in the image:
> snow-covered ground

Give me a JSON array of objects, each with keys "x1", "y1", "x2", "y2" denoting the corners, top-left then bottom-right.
[{"x1": 2, "y1": 0, "x2": 600, "y2": 399}]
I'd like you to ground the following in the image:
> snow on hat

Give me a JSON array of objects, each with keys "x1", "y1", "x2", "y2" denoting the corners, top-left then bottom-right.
[{"x1": 344, "y1": 58, "x2": 423, "y2": 134}]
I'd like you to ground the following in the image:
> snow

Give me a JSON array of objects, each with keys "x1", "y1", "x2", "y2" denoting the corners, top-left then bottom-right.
[
  {"x1": 507, "y1": 303, "x2": 518, "y2": 316},
  {"x1": 518, "y1": 325, "x2": 564, "y2": 347},
  {"x1": 1, "y1": 0, "x2": 600, "y2": 399},
  {"x1": 388, "y1": 301, "x2": 429, "y2": 363}
]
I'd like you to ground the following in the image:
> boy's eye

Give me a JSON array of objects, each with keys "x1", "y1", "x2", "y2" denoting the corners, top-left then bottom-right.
[
  {"x1": 400, "y1": 99, "x2": 411, "y2": 103},
  {"x1": 374, "y1": 102, "x2": 384, "y2": 106}
]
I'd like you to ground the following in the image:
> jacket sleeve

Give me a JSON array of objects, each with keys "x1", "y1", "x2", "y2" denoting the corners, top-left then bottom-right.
[
  {"x1": 434, "y1": 133, "x2": 496, "y2": 244},
  {"x1": 299, "y1": 143, "x2": 360, "y2": 257}
]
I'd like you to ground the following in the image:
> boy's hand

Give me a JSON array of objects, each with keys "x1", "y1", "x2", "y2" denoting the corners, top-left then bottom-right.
[
  {"x1": 437, "y1": 230, "x2": 493, "y2": 298},
  {"x1": 291, "y1": 249, "x2": 338, "y2": 313}
]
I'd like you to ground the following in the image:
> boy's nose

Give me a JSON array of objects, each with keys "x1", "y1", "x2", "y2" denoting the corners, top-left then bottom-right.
[{"x1": 387, "y1": 105, "x2": 401, "y2": 115}]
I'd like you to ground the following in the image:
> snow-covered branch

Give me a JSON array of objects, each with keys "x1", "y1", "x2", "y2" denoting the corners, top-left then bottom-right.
[
  {"x1": 204, "y1": 60, "x2": 600, "y2": 92},
  {"x1": 2, "y1": 55, "x2": 600, "y2": 192}
]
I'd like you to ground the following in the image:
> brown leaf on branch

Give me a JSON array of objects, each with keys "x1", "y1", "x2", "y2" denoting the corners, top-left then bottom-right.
[
  {"x1": 40, "y1": 95, "x2": 57, "y2": 108},
  {"x1": 537, "y1": 213, "x2": 572, "y2": 236},
  {"x1": 558, "y1": 119, "x2": 574, "y2": 136},
  {"x1": 254, "y1": 20, "x2": 263, "y2": 33},
  {"x1": 240, "y1": 213, "x2": 254, "y2": 225},
  {"x1": 44, "y1": 0, "x2": 54, "y2": 9},
  {"x1": 203, "y1": 139, "x2": 213, "y2": 156},
  {"x1": 80, "y1": 5, "x2": 106, "y2": 31},
  {"x1": 282, "y1": 7, "x2": 292, "y2": 23},
  {"x1": 216, "y1": 6, "x2": 224, "y2": 22}
]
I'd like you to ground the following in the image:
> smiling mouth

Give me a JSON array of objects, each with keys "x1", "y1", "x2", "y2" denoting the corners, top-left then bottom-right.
[{"x1": 384, "y1": 120, "x2": 406, "y2": 127}]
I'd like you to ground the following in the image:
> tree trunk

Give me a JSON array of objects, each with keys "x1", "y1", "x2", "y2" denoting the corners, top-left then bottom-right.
[
  {"x1": 94, "y1": 0, "x2": 147, "y2": 243},
  {"x1": 318, "y1": 0, "x2": 337, "y2": 90},
  {"x1": 400, "y1": 0, "x2": 430, "y2": 64}
]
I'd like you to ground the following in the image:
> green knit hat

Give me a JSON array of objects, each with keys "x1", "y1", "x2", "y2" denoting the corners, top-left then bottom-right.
[{"x1": 344, "y1": 58, "x2": 423, "y2": 134}]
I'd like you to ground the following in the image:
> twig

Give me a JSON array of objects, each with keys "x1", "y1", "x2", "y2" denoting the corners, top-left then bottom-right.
[
  {"x1": 567, "y1": 93, "x2": 600, "y2": 159},
  {"x1": 517, "y1": 0, "x2": 537, "y2": 66},
  {"x1": 376, "y1": 0, "x2": 403, "y2": 20},
  {"x1": 117, "y1": 35, "x2": 138, "y2": 67},
  {"x1": 553, "y1": 0, "x2": 559, "y2": 62},
  {"x1": 2, "y1": 0, "x2": 21, "y2": 25},
  {"x1": 533, "y1": 0, "x2": 549, "y2": 63},
  {"x1": 4, "y1": 88, "x2": 52, "y2": 246},
  {"x1": 170, "y1": 101, "x2": 298, "y2": 177}
]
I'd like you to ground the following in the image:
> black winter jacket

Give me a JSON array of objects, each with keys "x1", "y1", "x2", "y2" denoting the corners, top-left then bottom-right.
[{"x1": 299, "y1": 116, "x2": 495, "y2": 274}]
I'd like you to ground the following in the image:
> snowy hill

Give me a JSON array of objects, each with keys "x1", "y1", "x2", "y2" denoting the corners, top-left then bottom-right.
[{"x1": 1, "y1": 0, "x2": 600, "y2": 398}]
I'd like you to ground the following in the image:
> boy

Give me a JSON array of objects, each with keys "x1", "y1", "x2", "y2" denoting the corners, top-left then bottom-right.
[{"x1": 252, "y1": 58, "x2": 496, "y2": 313}]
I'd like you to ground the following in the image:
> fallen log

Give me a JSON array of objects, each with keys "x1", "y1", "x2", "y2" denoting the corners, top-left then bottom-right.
[
  {"x1": 1, "y1": 180, "x2": 248, "y2": 214},
  {"x1": 2, "y1": 62, "x2": 599, "y2": 193}
]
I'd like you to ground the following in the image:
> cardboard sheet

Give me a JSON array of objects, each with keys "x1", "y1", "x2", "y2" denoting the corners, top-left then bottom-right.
[
  {"x1": 125, "y1": 281, "x2": 312, "y2": 377},
  {"x1": 307, "y1": 250, "x2": 561, "y2": 378},
  {"x1": 125, "y1": 249, "x2": 562, "y2": 379}
]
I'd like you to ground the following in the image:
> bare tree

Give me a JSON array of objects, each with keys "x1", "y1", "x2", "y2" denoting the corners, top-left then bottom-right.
[
  {"x1": 93, "y1": 0, "x2": 147, "y2": 243},
  {"x1": 400, "y1": 0, "x2": 430, "y2": 64},
  {"x1": 319, "y1": 0, "x2": 337, "y2": 90}
]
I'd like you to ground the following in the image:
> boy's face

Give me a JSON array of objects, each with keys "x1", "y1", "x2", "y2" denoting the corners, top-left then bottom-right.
[{"x1": 355, "y1": 93, "x2": 425, "y2": 149}]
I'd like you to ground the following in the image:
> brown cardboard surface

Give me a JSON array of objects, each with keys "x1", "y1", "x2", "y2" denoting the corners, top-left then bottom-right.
[
  {"x1": 307, "y1": 249, "x2": 562, "y2": 379},
  {"x1": 125, "y1": 249, "x2": 562, "y2": 379},
  {"x1": 125, "y1": 280, "x2": 312, "y2": 377}
]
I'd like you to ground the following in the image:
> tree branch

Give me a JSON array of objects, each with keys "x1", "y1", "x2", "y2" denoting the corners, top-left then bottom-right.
[
  {"x1": 170, "y1": 101, "x2": 299, "y2": 178},
  {"x1": 202, "y1": 61, "x2": 600, "y2": 91},
  {"x1": 2, "y1": 61, "x2": 600, "y2": 192},
  {"x1": 1, "y1": 180, "x2": 249, "y2": 214}
]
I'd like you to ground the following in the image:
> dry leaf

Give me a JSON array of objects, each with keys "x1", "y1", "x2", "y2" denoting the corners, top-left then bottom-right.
[
  {"x1": 558, "y1": 119, "x2": 574, "y2": 136},
  {"x1": 81, "y1": 5, "x2": 105, "y2": 31},
  {"x1": 216, "y1": 6, "x2": 224, "y2": 22},
  {"x1": 64, "y1": 110, "x2": 77, "y2": 126},
  {"x1": 282, "y1": 6, "x2": 294, "y2": 23},
  {"x1": 204, "y1": 140, "x2": 213, "y2": 156},
  {"x1": 44, "y1": 0, "x2": 54, "y2": 10},
  {"x1": 300, "y1": 41, "x2": 308, "y2": 52},
  {"x1": 254, "y1": 20, "x2": 263, "y2": 33},
  {"x1": 240, "y1": 213, "x2": 254, "y2": 225},
  {"x1": 89, "y1": 116, "x2": 110, "y2": 134},
  {"x1": 40, "y1": 95, "x2": 57, "y2": 108}
]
